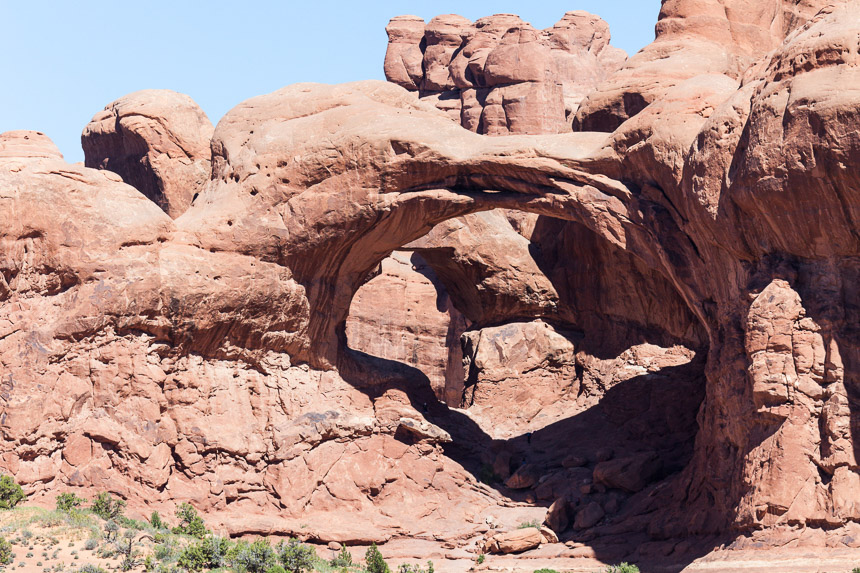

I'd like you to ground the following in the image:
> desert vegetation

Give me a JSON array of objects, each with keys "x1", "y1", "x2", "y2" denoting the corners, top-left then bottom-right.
[{"x1": 0, "y1": 478, "x2": 440, "y2": 573}]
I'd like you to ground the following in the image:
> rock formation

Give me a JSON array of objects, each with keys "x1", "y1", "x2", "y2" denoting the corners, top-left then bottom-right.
[
  {"x1": 385, "y1": 12, "x2": 626, "y2": 134},
  {"x1": 3, "y1": 0, "x2": 860, "y2": 568},
  {"x1": 81, "y1": 90, "x2": 214, "y2": 218}
]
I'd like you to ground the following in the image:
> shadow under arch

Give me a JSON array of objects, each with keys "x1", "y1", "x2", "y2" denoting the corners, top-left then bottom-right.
[{"x1": 330, "y1": 197, "x2": 721, "y2": 570}]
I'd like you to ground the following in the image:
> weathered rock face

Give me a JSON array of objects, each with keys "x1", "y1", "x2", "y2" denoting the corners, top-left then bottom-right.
[
  {"x1": 573, "y1": 0, "x2": 824, "y2": 131},
  {"x1": 81, "y1": 89, "x2": 214, "y2": 218},
  {"x1": 345, "y1": 251, "x2": 468, "y2": 406},
  {"x1": 5, "y1": 0, "x2": 860, "y2": 560},
  {"x1": 385, "y1": 11, "x2": 626, "y2": 134},
  {"x1": 0, "y1": 131, "x2": 63, "y2": 159}
]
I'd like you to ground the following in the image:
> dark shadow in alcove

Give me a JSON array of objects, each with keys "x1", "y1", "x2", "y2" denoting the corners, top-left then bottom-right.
[
  {"x1": 339, "y1": 344, "x2": 733, "y2": 571},
  {"x1": 793, "y1": 258, "x2": 860, "y2": 484}
]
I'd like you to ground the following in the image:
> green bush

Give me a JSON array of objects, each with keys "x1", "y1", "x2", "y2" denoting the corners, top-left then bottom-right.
[
  {"x1": 365, "y1": 544, "x2": 389, "y2": 573},
  {"x1": 534, "y1": 569, "x2": 559, "y2": 573},
  {"x1": 150, "y1": 512, "x2": 165, "y2": 531},
  {"x1": 605, "y1": 564, "x2": 639, "y2": 573},
  {"x1": 517, "y1": 520, "x2": 540, "y2": 530},
  {"x1": 56, "y1": 493, "x2": 86, "y2": 512},
  {"x1": 329, "y1": 546, "x2": 353, "y2": 568},
  {"x1": 171, "y1": 504, "x2": 206, "y2": 539},
  {"x1": 0, "y1": 536, "x2": 12, "y2": 564},
  {"x1": 103, "y1": 521, "x2": 119, "y2": 542},
  {"x1": 476, "y1": 554, "x2": 485, "y2": 564},
  {"x1": 153, "y1": 541, "x2": 174, "y2": 562},
  {"x1": 0, "y1": 476, "x2": 25, "y2": 509},
  {"x1": 76, "y1": 566, "x2": 108, "y2": 573},
  {"x1": 177, "y1": 536, "x2": 231, "y2": 571},
  {"x1": 266, "y1": 566, "x2": 286, "y2": 573},
  {"x1": 232, "y1": 539, "x2": 276, "y2": 573},
  {"x1": 90, "y1": 493, "x2": 126, "y2": 521},
  {"x1": 397, "y1": 562, "x2": 433, "y2": 573},
  {"x1": 276, "y1": 539, "x2": 314, "y2": 573}
]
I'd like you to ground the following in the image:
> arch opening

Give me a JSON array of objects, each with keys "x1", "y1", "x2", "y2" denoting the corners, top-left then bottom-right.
[{"x1": 339, "y1": 206, "x2": 710, "y2": 542}]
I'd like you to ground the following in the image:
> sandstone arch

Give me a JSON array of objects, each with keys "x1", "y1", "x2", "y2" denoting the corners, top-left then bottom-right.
[{"x1": 4, "y1": 0, "x2": 860, "y2": 558}]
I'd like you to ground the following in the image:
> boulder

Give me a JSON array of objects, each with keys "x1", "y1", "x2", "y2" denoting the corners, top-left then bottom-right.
[
  {"x1": 574, "y1": 502, "x2": 605, "y2": 530},
  {"x1": 593, "y1": 453, "x2": 663, "y2": 493},
  {"x1": 484, "y1": 527, "x2": 544, "y2": 554},
  {"x1": 505, "y1": 464, "x2": 540, "y2": 490},
  {"x1": 544, "y1": 498, "x2": 570, "y2": 533}
]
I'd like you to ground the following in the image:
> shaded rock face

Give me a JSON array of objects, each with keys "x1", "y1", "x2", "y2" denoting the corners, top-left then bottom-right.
[
  {"x1": 81, "y1": 89, "x2": 215, "y2": 218},
  {"x1": 4, "y1": 0, "x2": 860, "y2": 557},
  {"x1": 385, "y1": 11, "x2": 626, "y2": 134},
  {"x1": 345, "y1": 251, "x2": 468, "y2": 406}
]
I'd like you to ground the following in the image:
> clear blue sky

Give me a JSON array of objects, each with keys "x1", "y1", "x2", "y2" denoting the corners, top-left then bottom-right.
[{"x1": 1, "y1": 1, "x2": 661, "y2": 163}]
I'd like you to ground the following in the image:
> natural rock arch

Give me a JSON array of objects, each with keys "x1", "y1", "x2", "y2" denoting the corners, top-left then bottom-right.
[{"x1": 174, "y1": 81, "x2": 703, "y2": 373}]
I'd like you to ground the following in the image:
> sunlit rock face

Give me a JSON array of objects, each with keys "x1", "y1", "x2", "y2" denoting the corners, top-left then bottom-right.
[
  {"x1": 384, "y1": 11, "x2": 627, "y2": 134},
  {"x1": 3, "y1": 1, "x2": 860, "y2": 561}
]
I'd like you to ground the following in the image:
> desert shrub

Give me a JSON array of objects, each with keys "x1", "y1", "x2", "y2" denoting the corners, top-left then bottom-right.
[
  {"x1": 329, "y1": 546, "x2": 353, "y2": 568},
  {"x1": 476, "y1": 554, "x2": 485, "y2": 564},
  {"x1": 177, "y1": 536, "x2": 231, "y2": 571},
  {"x1": 103, "y1": 521, "x2": 119, "y2": 542},
  {"x1": 76, "y1": 566, "x2": 107, "y2": 573},
  {"x1": 84, "y1": 539, "x2": 98, "y2": 551},
  {"x1": 605, "y1": 564, "x2": 639, "y2": 573},
  {"x1": 0, "y1": 536, "x2": 12, "y2": 564},
  {"x1": 397, "y1": 562, "x2": 433, "y2": 573},
  {"x1": 365, "y1": 544, "x2": 389, "y2": 573},
  {"x1": 171, "y1": 504, "x2": 206, "y2": 539},
  {"x1": 534, "y1": 570, "x2": 559, "y2": 573},
  {"x1": 20, "y1": 531, "x2": 31, "y2": 541},
  {"x1": 56, "y1": 493, "x2": 86, "y2": 512},
  {"x1": 517, "y1": 520, "x2": 541, "y2": 530},
  {"x1": 90, "y1": 494, "x2": 125, "y2": 521},
  {"x1": 153, "y1": 541, "x2": 174, "y2": 562},
  {"x1": 276, "y1": 539, "x2": 314, "y2": 573},
  {"x1": 0, "y1": 476, "x2": 25, "y2": 510},
  {"x1": 119, "y1": 517, "x2": 148, "y2": 530},
  {"x1": 150, "y1": 512, "x2": 165, "y2": 531},
  {"x1": 266, "y1": 566, "x2": 286, "y2": 573},
  {"x1": 232, "y1": 538, "x2": 276, "y2": 573}
]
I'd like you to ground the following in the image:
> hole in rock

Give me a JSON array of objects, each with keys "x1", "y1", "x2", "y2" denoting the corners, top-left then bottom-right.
[{"x1": 343, "y1": 209, "x2": 709, "y2": 538}]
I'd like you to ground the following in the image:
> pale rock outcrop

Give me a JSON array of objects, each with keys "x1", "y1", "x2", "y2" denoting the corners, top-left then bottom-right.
[
  {"x1": 0, "y1": 131, "x2": 63, "y2": 159},
  {"x1": 82, "y1": 89, "x2": 214, "y2": 218},
  {"x1": 574, "y1": 0, "x2": 825, "y2": 131}
]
